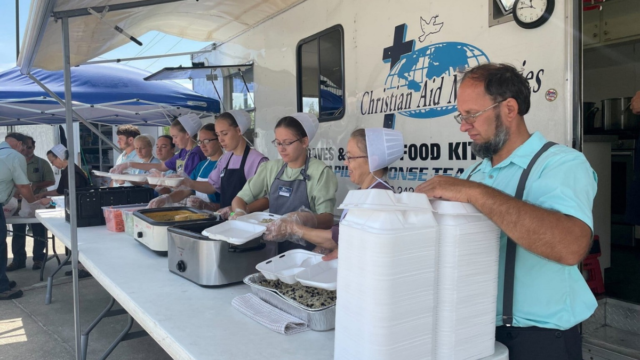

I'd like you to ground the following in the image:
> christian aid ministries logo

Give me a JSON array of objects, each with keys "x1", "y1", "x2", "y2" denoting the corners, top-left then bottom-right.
[{"x1": 360, "y1": 21, "x2": 490, "y2": 120}]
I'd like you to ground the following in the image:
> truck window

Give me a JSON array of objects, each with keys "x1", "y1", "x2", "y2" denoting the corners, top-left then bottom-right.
[{"x1": 297, "y1": 25, "x2": 344, "y2": 122}]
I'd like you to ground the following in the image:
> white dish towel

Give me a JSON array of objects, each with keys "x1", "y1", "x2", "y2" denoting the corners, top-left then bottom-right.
[{"x1": 232, "y1": 293, "x2": 309, "y2": 335}]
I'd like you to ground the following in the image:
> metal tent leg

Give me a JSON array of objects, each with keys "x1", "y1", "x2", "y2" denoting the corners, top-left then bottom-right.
[{"x1": 45, "y1": 251, "x2": 72, "y2": 305}]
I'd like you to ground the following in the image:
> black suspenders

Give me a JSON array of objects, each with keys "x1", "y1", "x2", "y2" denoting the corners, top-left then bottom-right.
[{"x1": 465, "y1": 141, "x2": 557, "y2": 326}]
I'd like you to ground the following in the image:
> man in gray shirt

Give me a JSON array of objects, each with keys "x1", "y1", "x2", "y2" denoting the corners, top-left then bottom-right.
[
  {"x1": 1, "y1": 133, "x2": 37, "y2": 300},
  {"x1": 7, "y1": 135, "x2": 55, "y2": 271}
]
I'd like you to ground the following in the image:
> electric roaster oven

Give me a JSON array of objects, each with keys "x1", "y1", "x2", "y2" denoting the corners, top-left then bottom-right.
[
  {"x1": 132, "y1": 207, "x2": 215, "y2": 253},
  {"x1": 167, "y1": 221, "x2": 273, "y2": 286}
]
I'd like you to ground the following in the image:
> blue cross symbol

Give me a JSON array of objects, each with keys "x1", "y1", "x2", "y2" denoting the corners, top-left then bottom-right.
[{"x1": 382, "y1": 24, "x2": 415, "y2": 71}]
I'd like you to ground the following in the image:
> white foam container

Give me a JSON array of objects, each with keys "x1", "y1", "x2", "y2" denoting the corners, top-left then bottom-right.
[
  {"x1": 110, "y1": 173, "x2": 148, "y2": 182},
  {"x1": 430, "y1": 199, "x2": 501, "y2": 360},
  {"x1": 256, "y1": 250, "x2": 323, "y2": 284},
  {"x1": 146, "y1": 176, "x2": 184, "y2": 187},
  {"x1": 235, "y1": 212, "x2": 282, "y2": 225},
  {"x1": 335, "y1": 189, "x2": 438, "y2": 360},
  {"x1": 295, "y1": 259, "x2": 338, "y2": 290},
  {"x1": 201, "y1": 220, "x2": 266, "y2": 245}
]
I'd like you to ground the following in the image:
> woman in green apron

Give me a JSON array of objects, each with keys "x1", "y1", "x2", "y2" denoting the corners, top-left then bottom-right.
[
  {"x1": 230, "y1": 113, "x2": 338, "y2": 254},
  {"x1": 112, "y1": 114, "x2": 206, "y2": 177}
]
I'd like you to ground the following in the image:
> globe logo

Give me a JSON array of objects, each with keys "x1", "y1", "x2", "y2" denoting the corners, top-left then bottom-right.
[{"x1": 384, "y1": 42, "x2": 490, "y2": 119}]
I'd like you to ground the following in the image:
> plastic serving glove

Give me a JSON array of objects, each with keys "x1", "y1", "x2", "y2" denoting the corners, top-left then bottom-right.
[
  {"x1": 217, "y1": 206, "x2": 232, "y2": 220},
  {"x1": 111, "y1": 162, "x2": 131, "y2": 174},
  {"x1": 147, "y1": 194, "x2": 173, "y2": 208},
  {"x1": 264, "y1": 207, "x2": 316, "y2": 245},
  {"x1": 228, "y1": 208, "x2": 247, "y2": 220}
]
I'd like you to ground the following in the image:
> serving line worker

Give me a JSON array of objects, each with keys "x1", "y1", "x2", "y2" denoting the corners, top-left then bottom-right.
[
  {"x1": 155, "y1": 135, "x2": 176, "y2": 175},
  {"x1": 7, "y1": 134, "x2": 55, "y2": 272},
  {"x1": 267, "y1": 128, "x2": 404, "y2": 261},
  {"x1": 415, "y1": 63, "x2": 596, "y2": 360},
  {"x1": 36, "y1": 144, "x2": 93, "y2": 279},
  {"x1": 149, "y1": 123, "x2": 224, "y2": 208},
  {"x1": 112, "y1": 114, "x2": 206, "y2": 177},
  {"x1": 36, "y1": 145, "x2": 91, "y2": 200},
  {"x1": 132, "y1": 134, "x2": 162, "y2": 172},
  {"x1": 231, "y1": 113, "x2": 338, "y2": 254},
  {"x1": 1, "y1": 133, "x2": 38, "y2": 300},
  {"x1": 179, "y1": 111, "x2": 269, "y2": 213},
  {"x1": 110, "y1": 125, "x2": 141, "y2": 187}
]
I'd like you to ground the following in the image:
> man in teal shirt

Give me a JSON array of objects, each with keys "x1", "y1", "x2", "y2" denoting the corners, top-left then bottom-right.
[{"x1": 416, "y1": 63, "x2": 596, "y2": 360}]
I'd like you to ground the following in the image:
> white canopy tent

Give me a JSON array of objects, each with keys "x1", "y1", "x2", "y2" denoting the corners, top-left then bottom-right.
[{"x1": 17, "y1": 1, "x2": 305, "y2": 359}]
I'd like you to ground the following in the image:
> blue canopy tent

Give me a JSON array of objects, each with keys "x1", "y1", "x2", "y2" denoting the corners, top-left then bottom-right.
[{"x1": 0, "y1": 63, "x2": 220, "y2": 127}]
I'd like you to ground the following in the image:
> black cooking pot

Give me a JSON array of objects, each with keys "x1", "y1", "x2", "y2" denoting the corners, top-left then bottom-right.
[{"x1": 583, "y1": 102, "x2": 600, "y2": 133}]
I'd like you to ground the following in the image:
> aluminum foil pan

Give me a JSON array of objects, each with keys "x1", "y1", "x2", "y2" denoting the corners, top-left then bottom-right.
[{"x1": 244, "y1": 273, "x2": 336, "y2": 331}]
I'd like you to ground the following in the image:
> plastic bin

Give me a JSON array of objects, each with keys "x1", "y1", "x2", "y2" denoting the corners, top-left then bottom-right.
[
  {"x1": 102, "y1": 204, "x2": 147, "y2": 233},
  {"x1": 65, "y1": 187, "x2": 156, "y2": 227}
]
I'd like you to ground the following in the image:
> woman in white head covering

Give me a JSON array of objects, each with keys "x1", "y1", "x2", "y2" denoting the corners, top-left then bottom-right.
[
  {"x1": 111, "y1": 113, "x2": 206, "y2": 177},
  {"x1": 35, "y1": 144, "x2": 91, "y2": 201},
  {"x1": 162, "y1": 110, "x2": 270, "y2": 211},
  {"x1": 227, "y1": 113, "x2": 338, "y2": 255},
  {"x1": 263, "y1": 127, "x2": 404, "y2": 260}
]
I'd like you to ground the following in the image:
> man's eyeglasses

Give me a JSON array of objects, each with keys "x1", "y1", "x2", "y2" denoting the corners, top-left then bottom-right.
[
  {"x1": 272, "y1": 139, "x2": 301, "y2": 148},
  {"x1": 197, "y1": 138, "x2": 218, "y2": 146},
  {"x1": 345, "y1": 155, "x2": 368, "y2": 164},
  {"x1": 454, "y1": 99, "x2": 506, "y2": 125}
]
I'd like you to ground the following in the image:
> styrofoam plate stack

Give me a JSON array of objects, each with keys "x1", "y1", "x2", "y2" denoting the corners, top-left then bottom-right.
[
  {"x1": 335, "y1": 189, "x2": 439, "y2": 360},
  {"x1": 431, "y1": 199, "x2": 501, "y2": 360}
]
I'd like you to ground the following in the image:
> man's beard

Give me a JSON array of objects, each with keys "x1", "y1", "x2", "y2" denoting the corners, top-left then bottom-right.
[{"x1": 470, "y1": 112, "x2": 510, "y2": 159}]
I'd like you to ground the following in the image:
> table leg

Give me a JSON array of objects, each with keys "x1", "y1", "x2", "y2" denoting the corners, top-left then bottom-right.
[
  {"x1": 40, "y1": 233, "x2": 61, "y2": 282},
  {"x1": 81, "y1": 297, "x2": 147, "y2": 360},
  {"x1": 45, "y1": 251, "x2": 71, "y2": 305}
]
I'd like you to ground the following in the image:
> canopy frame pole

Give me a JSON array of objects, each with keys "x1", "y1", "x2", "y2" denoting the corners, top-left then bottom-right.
[
  {"x1": 15, "y1": 0, "x2": 19, "y2": 61},
  {"x1": 238, "y1": 69, "x2": 255, "y2": 107},
  {"x1": 61, "y1": 16, "x2": 82, "y2": 360},
  {"x1": 209, "y1": 73, "x2": 225, "y2": 113},
  {"x1": 27, "y1": 74, "x2": 122, "y2": 154},
  {"x1": 82, "y1": 50, "x2": 210, "y2": 65}
]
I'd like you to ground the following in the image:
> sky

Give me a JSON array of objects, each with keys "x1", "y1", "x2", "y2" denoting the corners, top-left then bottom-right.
[{"x1": 0, "y1": 0, "x2": 212, "y2": 89}]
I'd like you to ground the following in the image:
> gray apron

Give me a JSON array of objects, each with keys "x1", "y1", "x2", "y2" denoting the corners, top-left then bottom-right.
[{"x1": 269, "y1": 156, "x2": 316, "y2": 254}]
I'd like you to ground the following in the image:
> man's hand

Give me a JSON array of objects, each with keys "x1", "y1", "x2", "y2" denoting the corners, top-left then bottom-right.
[
  {"x1": 630, "y1": 91, "x2": 640, "y2": 115},
  {"x1": 415, "y1": 175, "x2": 482, "y2": 203}
]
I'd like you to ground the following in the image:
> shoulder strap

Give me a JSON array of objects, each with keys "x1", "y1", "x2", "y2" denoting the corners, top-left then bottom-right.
[
  {"x1": 502, "y1": 141, "x2": 556, "y2": 326},
  {"x1": 465, "y1": 162, "x2": 483, "y2": 180}
]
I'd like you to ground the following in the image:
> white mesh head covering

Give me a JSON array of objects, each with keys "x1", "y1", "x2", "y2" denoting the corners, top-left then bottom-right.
[
  {"x1": 177, "y1": 113, "x2": 203, "y2": 137},
  {"x1": 51, "y1": 144, "x2": 67, "y2": 160},
  {"x1": 365, "y1": 128, "x2": 404, "y2": 172},
  {"x1": 291, "y1": 113, "x2": 319, "y2": 141},
  {"x1": 225, "y1": 110, "x2": 252, "y2": 134}
]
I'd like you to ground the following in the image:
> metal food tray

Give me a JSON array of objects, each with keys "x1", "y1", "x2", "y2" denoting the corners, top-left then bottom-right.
[{"x1": 243, "y1": 273, "x2": 335, "y2": 331}]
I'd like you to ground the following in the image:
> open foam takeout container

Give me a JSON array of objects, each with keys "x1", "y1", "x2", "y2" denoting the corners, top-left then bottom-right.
[
  {"x1": 201, "y1": 220, "x2": 267, "y2": 245},
  {"x1": 92, "y1": 170, "x2": 148, "y2": 183},
  {"x1": 256, "y1": 250, "x2": 338, "y2": 289}
]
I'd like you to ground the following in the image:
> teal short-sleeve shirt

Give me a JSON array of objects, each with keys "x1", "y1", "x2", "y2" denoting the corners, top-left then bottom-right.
[{"x1": 461, "y1": 132, "x2": 598, "y2": 330}]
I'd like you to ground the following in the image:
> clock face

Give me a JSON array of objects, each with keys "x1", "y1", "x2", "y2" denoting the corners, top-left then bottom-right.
[{"x1": 515, "y1": 0, "x2": 548, "y2": 24}]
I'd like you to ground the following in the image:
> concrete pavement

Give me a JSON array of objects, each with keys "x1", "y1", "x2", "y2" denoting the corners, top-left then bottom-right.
[{"x1": 1, "y1": 229, "x2": 172, "y2": 360}]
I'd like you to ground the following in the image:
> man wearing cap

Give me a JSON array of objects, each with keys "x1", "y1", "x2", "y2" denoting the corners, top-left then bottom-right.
[
  {"x1": 110, "y1": 125, "x2": 142, "y2": 187},
  {"x1": 112, "y1": 114, "x2": 206, "y2": 178},
  {"x1": 1, "y1": 133, "x2": 38, "y2": 299},
  {"x1": 415, "y1": 63, "x2": 596, "y2": 359},
  {"x1": 7, "y1": 135, "x2": 55, "y2": 272}
]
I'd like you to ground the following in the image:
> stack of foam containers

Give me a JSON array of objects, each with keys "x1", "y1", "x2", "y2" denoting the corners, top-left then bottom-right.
[
  {"x1": 334, "y1": 189, "x2": 439, "y2": 360},
  {"x1": 431, "y1": 199, "x2": 502, "y2": 360}
]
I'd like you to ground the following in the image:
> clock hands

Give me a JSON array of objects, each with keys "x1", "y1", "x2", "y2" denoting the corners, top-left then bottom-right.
[{"x1": 518, "y1": 0, "x2": 537, "y2": 10}]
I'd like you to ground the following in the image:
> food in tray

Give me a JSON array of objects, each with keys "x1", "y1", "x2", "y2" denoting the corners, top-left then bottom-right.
[
  {"x1": 144, "y1": 210, "x2": 197, "y2": 222},
  {"x1": 174, "y1": 214, "x2": 211, "y2": 221},
  {"x1": 260, "y1": 218, "x2": 275, "y2": 224},
  {"x1": 259, "y1": 279, "x2": 336, "y2": 309}
]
